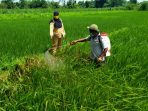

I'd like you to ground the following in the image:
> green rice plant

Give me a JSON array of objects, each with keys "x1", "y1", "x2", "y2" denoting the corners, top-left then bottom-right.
[{"x1": 0, "y1": 10, "x2": 148, "y2": 110}]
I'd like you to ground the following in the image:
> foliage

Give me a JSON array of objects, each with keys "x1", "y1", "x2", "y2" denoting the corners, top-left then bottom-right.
[
  {"x1": 138, "y1": 1, "x2": 148, "y2": 11},
  {"x1": 1, "y1": 0, "x2": 15, "y2": 9},
  {"x1": 66, "y1": 0, "x2": 76, "y2": 8},
  {"x1": 125, "y1": 3, "x2": 137, "y2": 10},
  {"x1": 95, "y1": 0, "x2": 106, "y2": 8},
  {"x1": 107, "y1": 0, "x2": 126, "y2": 7},
  {"x1": 130, "y1": 0, "x2": 137, "y2": 4},
  {"x1": 0, "y1": 0, "x2": 130, "y2": 9},
  {"x1": 50, "y1": 2, "x2": 60, "y2": 9},
  {"x1": 29, "y1": 0, "x2": 48, "y2": 8}
]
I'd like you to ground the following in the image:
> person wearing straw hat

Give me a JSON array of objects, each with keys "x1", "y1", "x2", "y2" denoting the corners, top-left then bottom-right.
[
  {"x1": 49, "y1": 11, "x2": 66, "y2": 54},
  {"x1": 70, "y1": 24, "x2": 111, "y2": 64}
]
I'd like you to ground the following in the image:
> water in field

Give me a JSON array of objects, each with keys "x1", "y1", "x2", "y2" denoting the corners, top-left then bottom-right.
[{"x1": 44, "y1": 51, "x2": 64, "y2": 70}]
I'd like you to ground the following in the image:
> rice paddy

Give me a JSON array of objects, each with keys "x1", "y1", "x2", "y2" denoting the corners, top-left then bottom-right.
[{"x1": 0, "y1": 10, "x2": 148, "y2": 110}]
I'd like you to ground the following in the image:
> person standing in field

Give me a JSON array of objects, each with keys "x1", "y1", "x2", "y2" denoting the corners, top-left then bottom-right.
[
  {"x1": 70, "y1": 24, "x2": 111, "y2": 64},
  {"x1": 49, "y1": 11, "x2": 66, "y2": 54}
]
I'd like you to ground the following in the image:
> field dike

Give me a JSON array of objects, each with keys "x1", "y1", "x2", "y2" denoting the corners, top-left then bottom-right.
[{"x1": 0, "y1": 51, "x2": 65, "y2": 81}]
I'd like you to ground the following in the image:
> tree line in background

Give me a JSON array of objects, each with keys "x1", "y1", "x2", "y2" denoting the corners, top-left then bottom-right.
[{"x1": 0, "y1": 0, "x2": 148, "y2": 10}]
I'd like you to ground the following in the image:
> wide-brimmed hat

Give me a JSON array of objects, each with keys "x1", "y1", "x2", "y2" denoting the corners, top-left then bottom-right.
[{"x1": 87, "y1": 24, "x2": 99, "y2": 32}]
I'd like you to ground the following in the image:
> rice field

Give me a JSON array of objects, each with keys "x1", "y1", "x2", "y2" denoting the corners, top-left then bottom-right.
[{"x1": 0, "y1": 10, "x2": 148, "y2": 110}]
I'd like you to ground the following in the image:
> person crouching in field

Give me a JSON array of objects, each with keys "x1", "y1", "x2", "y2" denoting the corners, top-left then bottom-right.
[
  {"x1": 49, "y1": 11, "x2": 66, "y2": 54},
  {"x1": 70, "y1": 24, "x2": 111, "y2": 65}
]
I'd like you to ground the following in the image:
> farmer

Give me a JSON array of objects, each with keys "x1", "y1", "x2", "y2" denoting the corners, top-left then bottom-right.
[
  {"x1": 49, "y1": 11, "x2": 66, "y2": 54},
  {"x1": 70, "y1": 24, "x2": 111, "y2": 64}
]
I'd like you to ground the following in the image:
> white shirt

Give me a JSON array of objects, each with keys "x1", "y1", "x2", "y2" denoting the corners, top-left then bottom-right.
[{"x1": 86, "y1": 34, "x2": 111, "y2": 61}]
